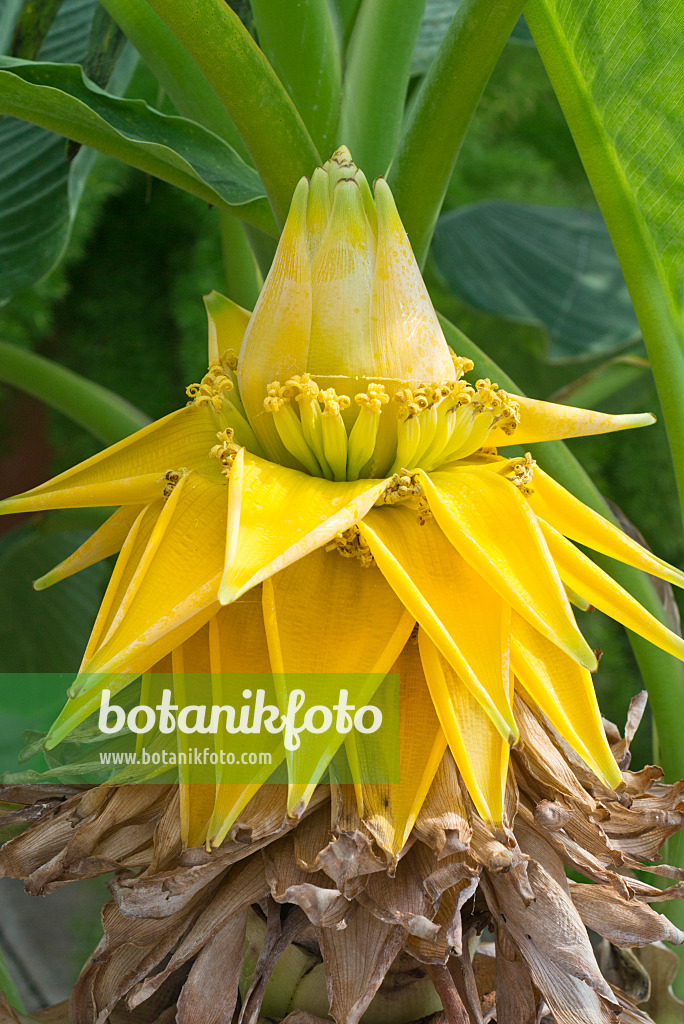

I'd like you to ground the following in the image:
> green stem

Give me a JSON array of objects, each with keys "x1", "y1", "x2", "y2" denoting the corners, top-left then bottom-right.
[
  {"x1": 338, "y1": 0, "x2": 427, "y2": 180},
  {"x1": 243, "y1": 224, "x2": 278, "y2": 281},
  {"x1": 250, "y1": 0, "x2": 342, "y2": 159},
  {"x1": 219, "y1": 211, "x2": 262, "y2": 310},
  {"x1": 0, "y1": 947, "x2": 24, "y2": 1013},
  {"x1": 9, "y1": 0, "x2": 64, "y2": 59},
  {"x1": 0, "y1": 342, "x2": 150, "y2": 443},
  {"x1": 145, "y1": 0, "x2": 321, "y2": 225},
  {"x1": 547, "y1": 356, "x2": 650, "y2": 408},
  {"x1": 388, "y1": 0, "x2": 527, "y2": 266},
  {"x1": 525, "y1": 0, "x2": 684, "y2": 559},
  {"x1": 98, "y1": 0, "x2": 247, "y2": 155},
  {"x1": 333, "y1": 0, "x2": 363, "y2": 47},
  {"x1": 439, "y1": 315, "x2": 684, "y2": 787}
]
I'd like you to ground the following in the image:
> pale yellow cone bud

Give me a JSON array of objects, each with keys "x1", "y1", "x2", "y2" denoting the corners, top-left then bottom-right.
[
  {"x1": 370, "y1": 178, "x2": 454, "y2": 382},
  {"x1": 238, "y1": 150, "x2": 456, "y2": 469},
  {"x1": 238, "y1": 177, "x2": 312, "y2": 466},
  {"x1": 306, "y1": 166, "x2": 331, "y2": 260},
  {"x1": 307, "y1": 178, "x2": 376, "y2": 380}
]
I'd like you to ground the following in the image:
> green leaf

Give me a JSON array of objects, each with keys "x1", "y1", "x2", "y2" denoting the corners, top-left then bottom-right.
[
  {"x1": 509, "y1": 14, "x2": 533, "y2": 46},
  {"x1": 332, "y1": 0, "x2": 362, "y2": 47},
  {"x1": 0, "y1": 340, "x2": 150, "y2": 443},
  {"x1": 431, "y1": 202, "x2": 639, "y2": 361},
  {"x1": 338, "y1": 0, "x2": 427, "y2": 180},
  {"x1": 98, "y1": 0, "x2": 246, "y2": 150},
  {"x1": 145, "y1": 0, "x2": 320, "y2": 224},
  {"x1": 388, "y1": 0, "x2": 528, "y2": 267},
  {"x1": 65, "y1": 6, "x2": 127, "y2": 160},
  {"x1": 524, "y1": 0, "x2": 684, "y2": 529},
  {"x1": 0, "y1": 58, "x2": 276, "y2": 235},
  {"x1": 0, "y1": 0, "x2": 117, "y2": 302},
  {"x1": 0, "y1": 524, "x2": 109, "y2": 674},
  {"x1": 250, "y1": 0, "x2": 342, "y2": 158}
]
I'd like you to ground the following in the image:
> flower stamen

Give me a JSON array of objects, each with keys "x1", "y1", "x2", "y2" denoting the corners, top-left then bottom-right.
[
  {"x1": 162, "y1": 470, "x2": 181, "y2": 498},
  {"x1": 500, "y1": 452, "x2": 536, "y2": 495},
  {"x1": 264, "y1": 381, "x2": 323, "y2": 477},
  {"x1": 319, "y1": 388, "x2": 351, "y2": 482},
  {"x1": 347, "y1": 384, "x2": 389, "y2": 480},
  {"x1": 381, "y1": 470, "x2": 424, "y2": 505},
  {"x1": 286, "y1": 374, "x2": 333, "y2": 479},
  {"x1": 325, "y1": 525, "x2": 374, "y2": 566},
  {"x1": 263, "y1": 363, "x2": 519, "y2": 481},
  {"x1": 210, "y1": 428, "x2": 240, "y2": 478},
  {"x1": 186, "y1": 360, "x2": 234, "y2": 410}
]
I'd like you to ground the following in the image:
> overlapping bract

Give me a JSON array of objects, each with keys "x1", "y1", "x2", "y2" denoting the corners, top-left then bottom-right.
[{"x1": 2, "y1": 149, "x2": 683, "y2": 853}]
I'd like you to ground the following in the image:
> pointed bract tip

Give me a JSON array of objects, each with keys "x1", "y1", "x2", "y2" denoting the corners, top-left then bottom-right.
[
  {"x1": 373, "y1": 178, "x2": 403, "y2": 233},
  {"x1": 218, "y1": 580, "x2": 238, "y2": 606},
  {"x1": 286, "y1": 177, "x2": 310, "y2": 226},
  {"x1": 329, "y1": 144, "x2": 354, "y2": 165}
]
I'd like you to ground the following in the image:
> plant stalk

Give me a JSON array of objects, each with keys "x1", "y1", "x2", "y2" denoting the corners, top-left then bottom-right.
[
  {"x1": 219, "y1": 211, "x2": 262, "y2": 310},
  {"x1": 0, "y1": 342, "x2": 150, "y2": 443},
  {"x1": 250, "y1": 0, "x2": 342, "y2": 158},
  {"x1": 145, "y1": 0, "x2": 321, "y2": 224},
  {"x1": 388, "y1": 0, "x2": 527, "y2": 267},
  {"x1": 338, "y1": 0, "x2": 427, "y2": 180},
  {"x1": 98, "y1": 0, "x2": 247, "y2": 154}
]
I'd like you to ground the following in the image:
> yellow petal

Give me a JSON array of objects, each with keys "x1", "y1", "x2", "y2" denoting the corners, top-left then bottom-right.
[
  {"x1": 540, "y1": 520, "x2": 684, "y2": 664},
  {"x1": 219, "y1": 453, "x2": 388, "y2": 604},
  {"x1": 79, "y1": 501, "x2": 164, "y2": 669},
  {"x1": 46, "y1": 600, "x2": 219, "y2": 748},
  {"x1": 46, "y1": 476, "x2": 225, "y2": 745},
  {"x1": 204, "y1": 289, "x2": 250, "y2": 363},
  {"x1": 510, "y1": 612, "x2": 622, "y2": 788},
  {"x1": 419, "y1": 631, "x2": 510, "y2": 824},
  {"x1": 369, "y1": 180, "x2": 454, "y2": 382},
  {"x1": 357, "y1": 640, "x2": 447, "y2": 860},
  {"x1": 207, "y1": 589, "x2": 284, "y2": 847},
  {"x1": 80, "y1": 471, "x2": 227, "y2": 684},
  {"x1": 171, "y1": 642, "x2": 214, "y2": 849},
  {"x1": 488, "y1": 393, "x2": 654, "y2": 448},
  {"x1": 261, "y1": 546, "x2": 414, "y2": 817},
  {"x1": 0, "y1": 403, "x2": 222, "y2": 515},
  {"x1": 237, "y1": 178, "x2": 311, "y2": 463},
  {"x1": 358, "y1": 506, "x2": 516, "y2": 743},
  {"x1": 33, "y1": 505, "x2": 143, "y2": 590},
  {"x1": 418, "y1": 468, "x2": 597, "y2": 671},
  {"x1": 528, "y1": 468, "x2": 684, "y2": 589}
]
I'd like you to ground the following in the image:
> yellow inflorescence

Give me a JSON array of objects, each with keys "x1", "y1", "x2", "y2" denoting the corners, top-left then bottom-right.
[
  {"x1": 261, "y1": 364, "x2": 520, "y2": 482},
  {"x1": 500, "y1": 452, "x2": 537, "y2": 495},
  {"x1": 325, "y1": 525, "x2": 375, "y2": 567},
  {"x1": 209, "y1": 428, "x2": 240, "y2": 477},
  {"x1": 186, "y1": 360, "x2": 235, "y2": 410},
  {"x1": 381, "y1": 470, "x2": 424, "y2": 505}
]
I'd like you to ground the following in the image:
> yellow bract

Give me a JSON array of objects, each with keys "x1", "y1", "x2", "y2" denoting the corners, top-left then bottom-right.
[{"x1": 1, "y1": 147, "x2": 679, "y2": 847}]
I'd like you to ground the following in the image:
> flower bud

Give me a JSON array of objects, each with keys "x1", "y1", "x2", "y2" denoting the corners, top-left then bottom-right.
[{"x1": 237, "y1": 148, "x2": 454, "y2": 464}]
